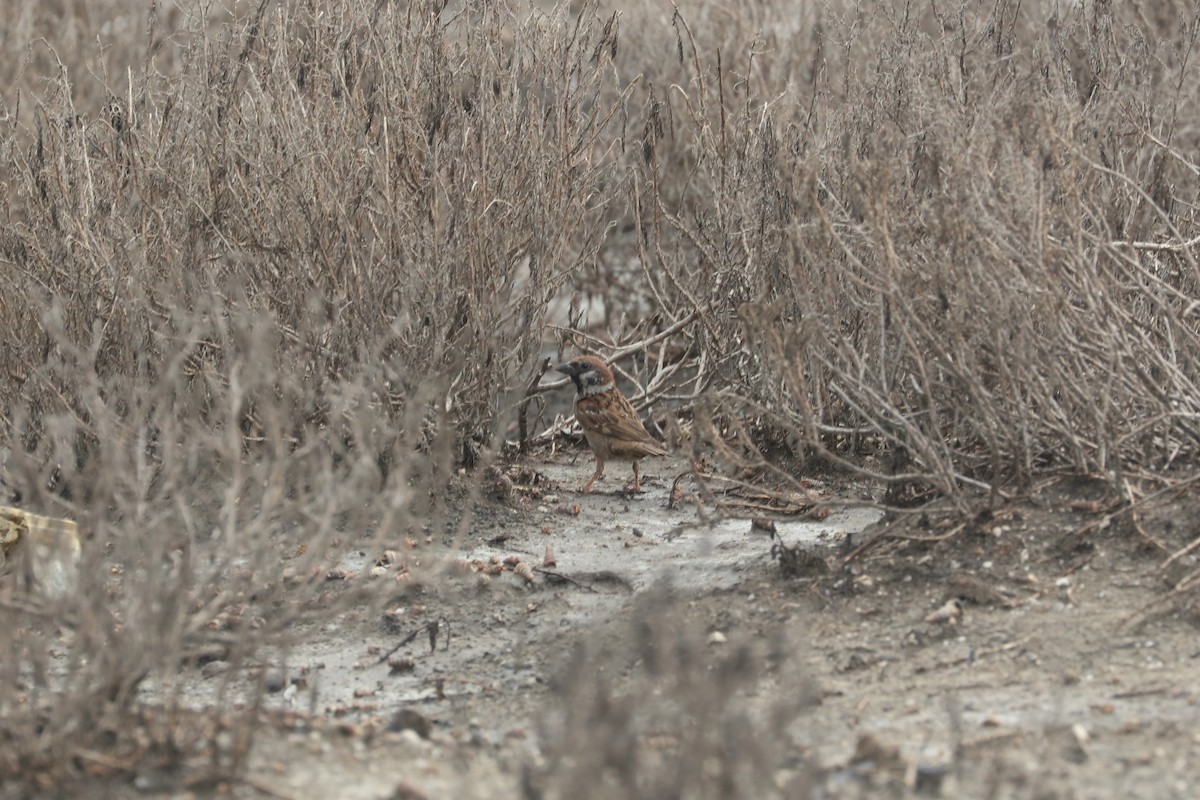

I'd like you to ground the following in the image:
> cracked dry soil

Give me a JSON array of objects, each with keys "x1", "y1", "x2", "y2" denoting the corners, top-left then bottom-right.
[{"x1": 97, "y1": 457, "x2": 1200, "y2": 800}]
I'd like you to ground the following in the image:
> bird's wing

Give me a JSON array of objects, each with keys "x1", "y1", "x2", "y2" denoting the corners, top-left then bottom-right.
[{"x1": 575, "y1": 392, "x2": 668, "y2": 457}]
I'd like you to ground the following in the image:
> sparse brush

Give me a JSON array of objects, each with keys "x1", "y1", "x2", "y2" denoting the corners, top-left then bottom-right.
[
  {"x1": 0, "y1": 0, "x2": 627, "y2": 789},
  {"x1": 530, "y1": 588, "x2": 815, "y2": 800},
  {"x1": 598, "y1": 0, "x2": 1200, "y2": 506}
]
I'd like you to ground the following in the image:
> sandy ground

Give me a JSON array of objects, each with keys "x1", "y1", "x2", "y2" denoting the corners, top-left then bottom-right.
[{"x1": 75, "y1": 455, "x2": 1200, "y2": 799}]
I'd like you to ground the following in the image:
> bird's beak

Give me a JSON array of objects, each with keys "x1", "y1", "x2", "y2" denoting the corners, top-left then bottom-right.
[{"x1": 554, "y1": 362, "x2": 576, "y2": 377}]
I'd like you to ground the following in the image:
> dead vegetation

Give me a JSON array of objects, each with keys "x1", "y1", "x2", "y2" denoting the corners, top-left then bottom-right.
[
  {"x1": 1, "y1": 0, "x2": 624, "y2": 790},
  {"x1": 615, "y1": 0, "x2": 1200, "y2": 506},
  {"x1": 530, "y1": 588, "x2": 815, "y2": 800},
  {"x1": 1, "y1": 0, "x2": 1200, "y2": 794}
]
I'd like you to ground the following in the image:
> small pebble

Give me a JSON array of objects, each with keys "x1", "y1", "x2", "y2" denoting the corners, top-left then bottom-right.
[
  {"x1": 707, "y1": 631, "x2": 727, "y2": 645},
  {"x1": 264, "y1": 669, "x2": 288, "y2": 693}
]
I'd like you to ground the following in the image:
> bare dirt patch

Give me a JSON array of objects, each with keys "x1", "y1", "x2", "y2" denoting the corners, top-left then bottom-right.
[{"x1": 65, "y1": 461, "x2": 1200, "y2": 800}]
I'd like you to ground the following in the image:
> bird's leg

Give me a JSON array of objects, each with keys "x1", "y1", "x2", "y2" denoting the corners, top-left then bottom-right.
[
  {"x1": 581, "y1": 457, "x2": 605, "y2": 493},
  {"x1": 624, "y1": 461, "x2": 642, "y2": 493}
]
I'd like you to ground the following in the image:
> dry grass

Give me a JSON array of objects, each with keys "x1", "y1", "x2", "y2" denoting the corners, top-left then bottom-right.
[
  {"x1": 1, "y1": 0, "x2": 625, "y2": 789},
  {"x1": 529, "y1": 589, "x2": 814, "y2": 800},
  {"x1": 1, "y1": 0, "x2": 1199, "y2": 792},
  {"x1": 612, "y1": 0, "x2": 1200, "y2": 506}
]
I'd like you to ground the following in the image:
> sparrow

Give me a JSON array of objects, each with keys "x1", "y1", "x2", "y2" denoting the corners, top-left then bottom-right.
[{"x1": 555, "y1": 355, "x2": 667, "y2": 493}]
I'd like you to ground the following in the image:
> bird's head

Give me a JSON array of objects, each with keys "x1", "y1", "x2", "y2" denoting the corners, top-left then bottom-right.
[{"x1": 555, "y1": 355, "x2": 615, "y2": 397}]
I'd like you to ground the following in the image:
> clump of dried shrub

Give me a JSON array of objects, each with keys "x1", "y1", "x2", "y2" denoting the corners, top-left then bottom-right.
[
  {"x1": 530, "y1": 589, "x2": 814, "y2": 800},
  {"x1": 0, "y1": 0, "x2": 626, "y2": 788},
  {"x1": 597, "y1": 0, "x2": 1200, "y2": 507}
]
